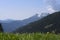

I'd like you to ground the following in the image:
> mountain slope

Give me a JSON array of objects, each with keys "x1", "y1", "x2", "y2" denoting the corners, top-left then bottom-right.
[
  {"x1": 14, "y1": 12, "x2": 60, "y2": 33},
  {"x1": 1, "y1": 14, "x2": 40, "y2": 32}
]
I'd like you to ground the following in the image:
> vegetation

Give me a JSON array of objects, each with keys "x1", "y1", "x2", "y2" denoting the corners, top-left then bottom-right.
[
  {"x1": 0, "y1": 32, "x2": 60, "y2": 40},
  {"x1": 0, "y1": 24, "x2": 3, "y2": 32}
]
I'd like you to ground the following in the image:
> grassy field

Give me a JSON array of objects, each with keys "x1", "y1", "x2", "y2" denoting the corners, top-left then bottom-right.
[{"x1": 0, "y1": 32, "x2": 60, "y2": 40}]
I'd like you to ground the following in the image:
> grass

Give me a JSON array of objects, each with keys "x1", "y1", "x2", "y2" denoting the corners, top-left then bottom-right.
[{"x1": 0, "y1": 32, "x2": 60, "y2": 40}]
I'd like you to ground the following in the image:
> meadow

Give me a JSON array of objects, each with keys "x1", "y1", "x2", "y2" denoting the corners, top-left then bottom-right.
[{"x1": 0, "y1": 32, "x2": 60, "y2": 40}]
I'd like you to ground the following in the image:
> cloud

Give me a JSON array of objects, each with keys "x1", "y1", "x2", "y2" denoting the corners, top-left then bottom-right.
[
  {"x1": 39, "y1": 6, "x2": 55, "y2": 14},
  {"x1": 46, "y1": 0, "x2": 60, "y2": 11},
  {"x1": 46, "y1": 5, "x2": 55, "y2": 13}
]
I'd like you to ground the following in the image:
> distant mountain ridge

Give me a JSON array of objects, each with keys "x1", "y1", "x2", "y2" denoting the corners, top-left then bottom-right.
[{"x1": 0, "y1": 13, "x2": 49, "y2": 32}]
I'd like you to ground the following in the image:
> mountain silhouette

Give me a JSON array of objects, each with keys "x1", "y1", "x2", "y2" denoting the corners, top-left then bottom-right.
[
  {"x1": 14, "y1": 12, "x2": 60, "y2": 33},
  {"x1": 0, "y1": 24, "x2": 3, "y2": 32}
]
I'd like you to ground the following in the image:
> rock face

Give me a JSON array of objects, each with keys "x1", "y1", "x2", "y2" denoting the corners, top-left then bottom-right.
[
  {"x1": 14, "y1": 11, "x2": 60, "y2": 34},
  {"x1": 0, "y1": 24, "x2": 3, "y2": 32}
]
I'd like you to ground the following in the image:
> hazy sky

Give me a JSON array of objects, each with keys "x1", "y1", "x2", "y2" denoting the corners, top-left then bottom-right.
[{"x1": 0, "y1": 0, "x2": 58, "y2": 20}]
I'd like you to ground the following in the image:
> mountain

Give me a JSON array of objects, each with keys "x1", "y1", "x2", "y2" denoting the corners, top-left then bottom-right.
[
  {"x1": 22, "y1": 14, "x2": 40, "y2": 25},
  {"x1": 14, "y1": 12, "x2": 60, "y2": 33},
  {"x1": 1, "y1": 13, "x2": 49, "y2": 32},
  {"x1": 2, "y1": 20, "x2": 23, "y2": 32},
  {"x1": 1, "y1": 14, "x2": 40, "y2": 32}
]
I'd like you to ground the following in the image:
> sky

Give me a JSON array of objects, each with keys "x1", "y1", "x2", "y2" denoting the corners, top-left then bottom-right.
[{"x1": 0, "y1": 0, "x2": 59, "y2": 20}]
